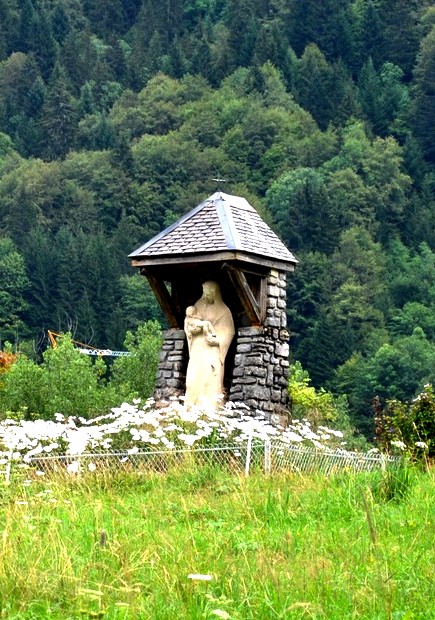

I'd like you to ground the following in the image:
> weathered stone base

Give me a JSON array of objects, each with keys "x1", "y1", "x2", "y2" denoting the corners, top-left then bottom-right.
[{"x1": 228, "y1": 326, "x2": 290, "y2": 422}]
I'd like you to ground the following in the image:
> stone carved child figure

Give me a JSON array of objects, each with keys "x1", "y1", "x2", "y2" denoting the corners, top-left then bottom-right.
[
  {"x1": 184, "y1": 306, "x2": 218, "y2": 347},
  {"x1": 184, "y1": 282, "x2": 235, "y2": 409}
]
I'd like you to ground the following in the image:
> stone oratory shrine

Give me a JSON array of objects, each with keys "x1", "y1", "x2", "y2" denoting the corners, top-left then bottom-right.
[{"x1": 129, "y1": 191, "x2": 297, "y2": 420}]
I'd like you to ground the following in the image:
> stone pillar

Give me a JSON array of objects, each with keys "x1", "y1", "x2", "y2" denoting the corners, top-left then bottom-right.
[
  {"x1": 154, "y1": 329, "x2": 186, "y2": 402},
  {"x1": 228, "y1": 269, "x2": 290, "y2": 422}
]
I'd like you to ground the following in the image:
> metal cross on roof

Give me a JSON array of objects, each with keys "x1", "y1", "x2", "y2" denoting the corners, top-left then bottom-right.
[{"x1": 212, "y1": 175, "x2": 227, "y2": 191}]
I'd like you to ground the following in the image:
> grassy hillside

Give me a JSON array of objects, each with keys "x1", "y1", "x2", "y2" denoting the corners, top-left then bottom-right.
[{"x1": 0, "y1": 464, "x2": 433, "y2": 619}]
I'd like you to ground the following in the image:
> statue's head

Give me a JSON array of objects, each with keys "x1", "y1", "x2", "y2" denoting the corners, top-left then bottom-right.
[
  {"x1": 185, "y1": 305, "x2": 197, "y2": 318},
  {"x1": 202, "y1": 281, "x2": 220, "y2": 304}
]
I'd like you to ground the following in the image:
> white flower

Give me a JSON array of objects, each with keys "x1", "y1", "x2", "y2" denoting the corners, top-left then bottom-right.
[
  {"x1": 178, "y1": 433, "x2": 199, "y2": 446},
  {"x1": 311, "y1": 440, "x2": 325, "y2": 449},
  {"x1": 67, "y1": 461, "x2": 80, "y2": 474},
  {"x1": 88, "y1": 462, "x2": 96, "y2": 472},
  {"x1": 415, "y1": 441, "x2": 428, "y2": 450},
  {"x1": 187, "y1": 574, "x2": 212, "y2": 581},
  {"x1": 391, "y1": 440, "x2": 406, "y2": 451},
  {"x1": 211, "y1": 611, "x2": 230, "y2": 619}
]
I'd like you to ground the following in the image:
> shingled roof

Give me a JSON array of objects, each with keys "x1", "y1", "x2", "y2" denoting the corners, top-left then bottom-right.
[{"x1": 129, "y1": 192, "x2": 297, "y2": 269}]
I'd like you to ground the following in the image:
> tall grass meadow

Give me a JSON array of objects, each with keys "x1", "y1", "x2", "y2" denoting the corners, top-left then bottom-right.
[{"x1": 0, "y1": 461, "x2": 434, "y2": 619}]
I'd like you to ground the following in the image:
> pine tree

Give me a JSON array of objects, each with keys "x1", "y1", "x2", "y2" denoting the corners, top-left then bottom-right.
[
  {"x1": 289, "y1": 0, "x2": 352, "y2": 61},
  {"x1": 18, "y1": 0, "x2": 37, "y2": 53},
  {"x1": 40, "y1": 66, "x2": 77, "y2": 160},
  {"x1": 294, "y1": 44, "x2": 334, "y2": 130},
  {"x1": 412, "y1": 27, "x2": 435, "y2": 163},
  {"x1": 51, "y1": 3, "x2": 70, "y2": 44},
  {"x1": 380, "y1": 0, "x2": 421, "y2": 78},
  {"x1": 32, "y1": 6, "x2": 58, "y2": 80},
  {"x1": 358, "y1": 0, "x2": 385, "y2": 69},
  {"x1": 358, "y1": 58, "x2": 385, "y2": 133},
  {"x1": 22, "y1": 229, "x2": 57, "y2": 332}
]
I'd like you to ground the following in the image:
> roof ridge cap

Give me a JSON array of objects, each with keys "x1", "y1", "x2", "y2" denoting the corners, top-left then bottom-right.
[{"x1": 214, "y1": 194, "x2": 241, "y2": 250}]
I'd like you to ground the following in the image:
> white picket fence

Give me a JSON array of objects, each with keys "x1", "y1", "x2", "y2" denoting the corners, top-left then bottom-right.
[
  {"x1": 1, "y1": 440, "x2": 398, "y2": 482},
  {"x1": 0, "y1": 450, "x2": 12, "y2": 484}
]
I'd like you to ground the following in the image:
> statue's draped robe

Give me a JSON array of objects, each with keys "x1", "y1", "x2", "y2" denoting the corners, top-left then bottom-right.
[{"x1": 184, "y1": 286, "x2": 235, "y2": 409}]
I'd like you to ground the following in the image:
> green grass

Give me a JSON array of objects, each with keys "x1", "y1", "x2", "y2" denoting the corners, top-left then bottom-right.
[{"x1": 0, "y1": 464, "x2": 434, "y2": 619}]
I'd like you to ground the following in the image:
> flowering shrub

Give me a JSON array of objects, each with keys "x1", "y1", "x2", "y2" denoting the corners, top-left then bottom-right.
[
  {"x1": 0, "y1": 399, "x2": 347, "y2": 464},
  {"x1": 0, "y1": 350, "x2": 17, "y2": 373},
  {"x1": 375, "y1": 384, "x2": 435, "y2": 460}
]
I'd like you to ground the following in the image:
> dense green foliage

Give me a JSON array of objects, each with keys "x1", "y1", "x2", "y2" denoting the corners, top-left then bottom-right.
[
  {"x1": 1, "y1": 466, "x2": 434, "y2": 618},
  {"x1": 1, "y1": 0, "x2": 435, "y2": 433},
  {"x1": 0, "y1": 323, "x2": 162, "y2": 418}
]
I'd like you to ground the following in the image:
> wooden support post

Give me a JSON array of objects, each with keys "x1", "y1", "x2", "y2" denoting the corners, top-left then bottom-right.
[{"x1": 142, "y1": 270, "x2": 180, "y2": 328}]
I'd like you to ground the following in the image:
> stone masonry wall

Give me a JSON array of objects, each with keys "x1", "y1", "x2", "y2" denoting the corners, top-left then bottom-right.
[
  {"x1": 228, "y1": 269, "x2": 290, "y2": 422},
  {"x1": 154, "y1": 328, "x2": 186, "y2": 402},
  {"x1": 153, "y1": 269, "x2": 290, "y2": 421}
]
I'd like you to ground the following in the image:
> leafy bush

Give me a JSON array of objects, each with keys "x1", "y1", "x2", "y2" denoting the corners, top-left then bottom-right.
[
  {"x1": 110, "y1": 320, "x2": 162, "y2": 401},
  {"x1": 290, "y1": 361, "x2": 337, "y2": 424},
  {"x1": 0, "y1": 335, "x2": 118, "y2": 419},
  {"x1": 0, "y1": 322, "x2": 162, "y2": 420},
  {"x1": 0, "y1": 355, "x2": 46, "y2": 418},
  {"x1": 289, "y1": 361, "x2": 367, "y2": 450}
]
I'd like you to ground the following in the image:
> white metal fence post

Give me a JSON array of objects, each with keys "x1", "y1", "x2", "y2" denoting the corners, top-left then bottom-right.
[
  {"x1": 264, "y1": 440, "x2": 271, "y2": 474},
  {"x1": 245, "y1": 435, "x2": 252, "y2": 476},
  {"x1": 1, "y1": 451, "x2": 12, "y2": 485}
]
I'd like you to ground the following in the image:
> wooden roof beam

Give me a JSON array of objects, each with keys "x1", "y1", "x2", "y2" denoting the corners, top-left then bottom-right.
[
  {"x1": 223, "y1": 264, "x2": 263, "y2": 326},
  {"x1": 141, "y1": 269, "x2": 180, "y2": 328}
]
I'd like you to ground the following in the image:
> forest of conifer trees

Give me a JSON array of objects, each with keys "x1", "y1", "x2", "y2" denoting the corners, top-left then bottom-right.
[{"x1": 1, "y1": 0, "x2": 435, "y2": 430}]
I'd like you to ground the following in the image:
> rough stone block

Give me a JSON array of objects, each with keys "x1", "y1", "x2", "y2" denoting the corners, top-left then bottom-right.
[
  {"x1": 267, "y1": 285, "x2": 280, "y2": 297},
  {"x1": 237, "y1": 343, "x2": 252, "y2": 353},
  {"x1": 238, "y1": 326, "x2": 265, "y2": 337},
  {"x1": 240, "y1": 376, "x2": 257, "y2": 385},
  {"x1": 167, "y1": 354, "x2": 183, "y2": 363},
  {"x1": 275, "y1": 342, "x2": 289, "y2": 358},
  {"x1": 164, "y1": 329, "x2": 186, "y2": 340},
  {"x1": 229, "y1": 391, "x2": 244, "y2": 400},
  {"x1": 253, "y1": 367, "x2": 267, "y2": 378},
  {"x1": 271, "y1": 389, "x2": 281, "y2": 402},
  {"x1": 262, "y1": 401, "x2": 274, "y2": 412},
  {"x1": 167, "y1": 378, "x2": 182, "y2": 388},
  {"x1": 245, "y1": 356, "x2": 263, "y2": 366},
  {"x1": 234, "y1": 354, "x2": 244, "y2": 366}
]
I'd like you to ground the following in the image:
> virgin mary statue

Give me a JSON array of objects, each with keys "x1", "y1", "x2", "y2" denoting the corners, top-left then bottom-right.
[{"x1": 184, "y1": 281, "x2": 235, "y2": 409}]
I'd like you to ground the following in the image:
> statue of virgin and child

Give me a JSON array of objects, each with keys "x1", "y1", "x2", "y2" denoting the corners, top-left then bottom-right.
[{"x1": 183, "y1": 281, "x2": 235, "y2": 409}]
